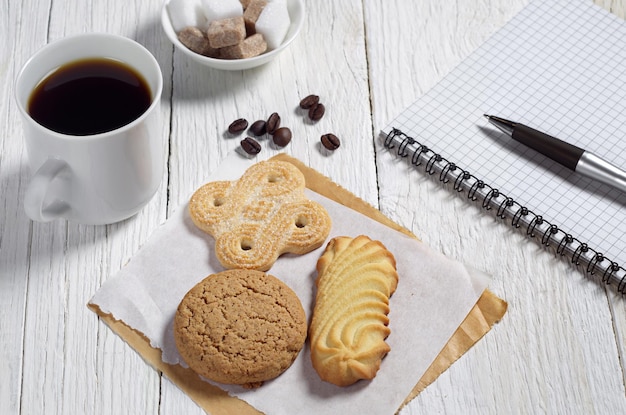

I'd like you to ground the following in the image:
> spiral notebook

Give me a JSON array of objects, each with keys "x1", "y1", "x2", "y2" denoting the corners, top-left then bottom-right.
[{"x1": 382, "y1": 0, "x2": 626, "y2": 293}]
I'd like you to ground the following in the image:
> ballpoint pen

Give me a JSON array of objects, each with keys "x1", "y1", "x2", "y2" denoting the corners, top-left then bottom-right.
[{"x1": 484, "y1": 114, "x2": 626, "y2": 194}]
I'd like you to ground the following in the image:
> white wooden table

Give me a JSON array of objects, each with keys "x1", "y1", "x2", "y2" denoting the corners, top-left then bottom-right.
[{"x1": 2, "y1": 0, "x2": 626, "y2": 413}]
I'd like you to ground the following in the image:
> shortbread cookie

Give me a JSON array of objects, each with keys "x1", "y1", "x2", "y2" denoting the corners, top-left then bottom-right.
[
  {"x1": 174, "y1": 269, "x2": 307, "y2": 388},
  {"x1": 309, "y1": 235, "x2": 398, "y2": 386},
  {"x1": 189, "y1": 160, "x2": 331, "y2": 271}
]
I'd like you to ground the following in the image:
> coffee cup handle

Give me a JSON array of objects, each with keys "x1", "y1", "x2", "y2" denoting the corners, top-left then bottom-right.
[{"x1": 24, "y1": 158, "x2": 71, "y2": 222}]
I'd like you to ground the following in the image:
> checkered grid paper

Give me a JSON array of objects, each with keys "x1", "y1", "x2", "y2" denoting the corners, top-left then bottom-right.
[{"x1": 382, "y1": 0, "x2": 626, "y2": 265}]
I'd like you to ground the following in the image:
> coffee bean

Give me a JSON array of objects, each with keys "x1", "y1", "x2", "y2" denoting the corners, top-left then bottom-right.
[
  {"x1": 249, "y1": 119, "x2": 267, "y2": 136},
  {"x1": 272, "y1": 127, "x2": 292, "y2": 147},
  {"x1": 266, "y1": 112, "x2": 281, "y2": 134},
  {"x1": 321, "y1": 133, "x2": 340, "y2": 150},
  {"x1": 308, "y1": 103, "x2": 325, "y2": 121},
  {"x1": 228, "y1": 118, "x2": 248, "y2": 134},
  {"x1": 299, "y1": 94, "x2": 319, "y2": 109},
  {"x1": 240, "y1": 136, "x2": 261, "y2": 155}
]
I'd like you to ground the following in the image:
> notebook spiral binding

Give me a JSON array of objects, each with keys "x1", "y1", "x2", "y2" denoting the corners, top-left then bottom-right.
[{"x1": 384, "y1": 128, "x2": 626, "y2": 294}]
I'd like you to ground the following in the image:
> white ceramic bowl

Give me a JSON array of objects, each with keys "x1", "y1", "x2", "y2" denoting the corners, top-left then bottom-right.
[{"x1": 161, "y1": 0, "x2": 304, "y2": 70}]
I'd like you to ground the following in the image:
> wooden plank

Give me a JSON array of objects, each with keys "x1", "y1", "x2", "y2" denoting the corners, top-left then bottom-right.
[
  {"x1": 166, "y1": 0, "x2": 376, "y2": 208},
  {"x1": 365, "y1": 1, "x2": 626, "y2": 413},
  {"x1": 161, "y1": 1, "x2": 377, "y2": 411},
  {"x1": 0, "y1": 1, "x2": 51, "y2": 414},
  {"x1": 10, "y1": 0, "x2": 170, "y2": 413}
]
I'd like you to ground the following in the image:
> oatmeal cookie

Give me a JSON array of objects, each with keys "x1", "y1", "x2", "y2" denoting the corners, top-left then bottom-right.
[{"x1": 174, "y1": 269, "x2": 307, "y2": 388}]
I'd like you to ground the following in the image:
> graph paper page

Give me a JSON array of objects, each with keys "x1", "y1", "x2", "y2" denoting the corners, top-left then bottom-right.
[{"x1": 382, "y1": 0, "x2": 626, "y2": 264}]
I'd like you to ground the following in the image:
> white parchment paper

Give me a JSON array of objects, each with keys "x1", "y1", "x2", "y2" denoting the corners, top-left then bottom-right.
[{"x1": 90, "y1": 152, "x2": 489, "y2": 415}]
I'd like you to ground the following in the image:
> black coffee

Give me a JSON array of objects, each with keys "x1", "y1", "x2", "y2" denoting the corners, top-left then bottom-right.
[{"x1": 28, "y1": 58, "x2": 151, "y2": 136}]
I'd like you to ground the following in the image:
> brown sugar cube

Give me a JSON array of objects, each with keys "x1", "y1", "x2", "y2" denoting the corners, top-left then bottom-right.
[
  {"x1": 207, "y1": 16, "x2": 246, "y2": 48},
  {"x1": 220, "y1": 33, "x2": 267, "y2": 59},
  {"x1": 243, "y1": 0, "x2": 268, "y2": 35},
  {"x1": 240, "y1": 0, "x2": 253, "y2": 9},
  {"x1": 178, "y1": 26, "x2": 220, "y2": 58},
  {"x1": 203, "y1": 47, "x2": 221, "y2": 59}
]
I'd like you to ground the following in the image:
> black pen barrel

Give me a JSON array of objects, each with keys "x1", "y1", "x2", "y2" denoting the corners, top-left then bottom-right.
[{"x1": 512, "y1": 124, "x2": 584, "y2": 170}]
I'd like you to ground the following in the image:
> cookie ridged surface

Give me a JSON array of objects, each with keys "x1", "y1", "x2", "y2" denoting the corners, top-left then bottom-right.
[
  {"x1": 189, "y1": 160, "x2": 331, "y2": 271},
  {"x1": 174, "y1": 269, "x2": 307, "y2": 388},
  {"x1": 309, "y1": 235, "x2": 398, "y2": 386}
]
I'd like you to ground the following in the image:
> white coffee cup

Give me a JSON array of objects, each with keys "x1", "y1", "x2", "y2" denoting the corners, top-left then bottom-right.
[{"x1": 15, "y1": 33, "x2": 164, "y2": 225}]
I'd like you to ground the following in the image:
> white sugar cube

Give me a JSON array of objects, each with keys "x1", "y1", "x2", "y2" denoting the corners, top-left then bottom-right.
[
  {"x1": 168, "y1": 0, "x2": 208, "y2": 32},
  {"x1": 200, "y1": 0, "x2": 243, "y2": 22},
  {"x1": 255, "y1": 0, "x2": 290, "y2": 50}
]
